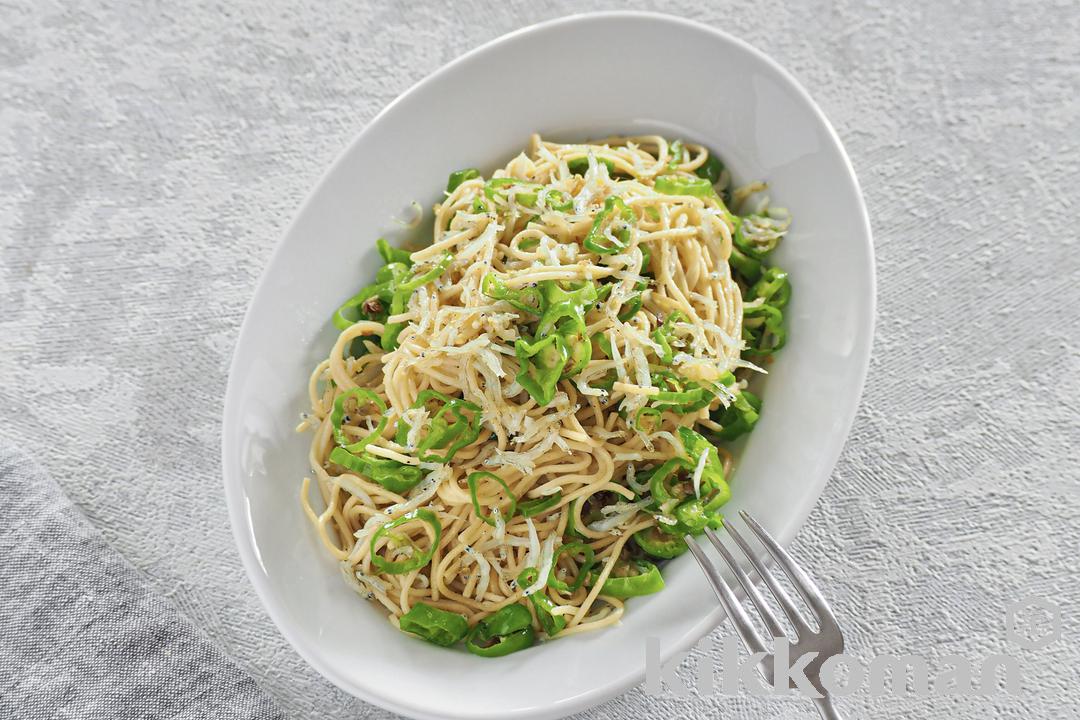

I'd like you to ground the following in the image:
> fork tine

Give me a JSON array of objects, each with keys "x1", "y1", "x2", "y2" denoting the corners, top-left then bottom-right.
[
  {"x1": 701, "y1": 527, "x2": 787, "y2": 639},
  {"x1": 721, "y1": 520, "x2": 812, "y2": 637},
  {"x1": 685, "y1": 535, "x2": 766, "y2": 654},
  {"x1": 739, "y1": 510, "x2": 839, "y2": 630}
]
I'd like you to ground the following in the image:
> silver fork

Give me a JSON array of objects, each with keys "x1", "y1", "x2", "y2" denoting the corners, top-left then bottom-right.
[{"x1": 685, "y1": 510, "x2": 845, "y2": 720}]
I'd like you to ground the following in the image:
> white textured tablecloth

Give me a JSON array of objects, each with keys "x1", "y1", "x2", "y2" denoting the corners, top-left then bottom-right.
[{"x1": 2, "y1": 1, "x2": 1078, "y2": 718}]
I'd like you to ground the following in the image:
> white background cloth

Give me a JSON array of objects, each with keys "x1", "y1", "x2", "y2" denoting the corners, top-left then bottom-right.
[{"x1": 2, "y1": 1, "x2": 1078, "y2": 718}]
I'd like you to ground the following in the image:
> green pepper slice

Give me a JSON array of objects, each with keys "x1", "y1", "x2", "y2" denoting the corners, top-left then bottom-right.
[
  {"x1": 711, "y1": 390, "x2": 762, "y2": 441},
  {"x1": 535, "y1": 281, "x2": 598, "y2": 337},
  {"x1": 633, "y1": 526, "x2": 689, "y2": 558},
  {"x1": 565, "y1": 499, "x2": 585, "y2": 539},
  {"x1": 376, "y1": 261, "x2": 410, "y2": 284},
  {"x1": 677, "y1": 427, "x2": 729, "y2": 495},
  {"x1": 484, "y1": 177, "x2": 541, "y2": 208},
  {"x1": 370, "y1": 509, "x2": 441, "y2": 575},
  {"x1": 409, "y1": 390, "x2": 482, "y2": 463},
  {"x1": 399, "y1": 602, "x2": 469, "y2": 647},
  {"x1": 584, "y1": 196, "x2": 635, "y2": 255},
  {"x1": 742, "y1": 302, "x2": 786, "y2": 355},
  {"x1": 381, "y1": 252, "x2": 454, "y2": 351},
  {"x1": 667, "y1": 139, "x2": 685, "y2": 169},
  {"x1": 518, "y1": 490, "x2": 562, "y2": 518},
  {"x1": 655, "y1": 175, "x2": 714, "y2": 197},
  {"x1": 542, "y1": 189, "x2": 574, "y2": 212},
  {"x1": 567, "y1": 156, "x2": 616, "y2": 176},
  {"x1": 729, "y1": 243, "x2": 762, "y2": 284},
  {"x1": 547, "y1": 542, "x2": 596, "y2": 595},
  {"x1": 695, "y1": 153, "x2": 725, "y2": 184},
  {"x1": 481, "y1": 274, "x2": 543, "y2": 316},
  {"x1": 514, "y1": 333, "x2": 568, "y2": 406},
  {"x1": 648, "y1": 458, "x2": 693, "y2": 506},
  {"x1": 331, "y1": 388, "x2": 388, "y2": 453},
  {"x1": 467, "y1": 471, "x2": 517, "y2": 526},
  {"x1": 674, "y1": 498, "x2": 710, "y2": 533},
  {"x1": 632, "y1": 406, "x2": 662, "y2": 433},
  {"x1": 328, "y1": 447, "x2": 424, "y2": 494},
  {"x1": 596, "y1": 559, "x2": 665, "y2": 598},
  {"x1": 517, "y1": 569, "x2": 566, "y2": 636},
  {"x1": 617, "y1": 293, "x2": 643, "y2": 322},
  {"x1": 650, "y1": 310, "x2": 685, "y2": 365},
  {"x1": 376, "y1": 238, "x2": 413, "y2": 266},
  {"x1": 446, "y1": 168, "x2": 481, "y2": 193},
  {"x1": 481, "y1": 603, "x2": 532, "y2": 635},
  {"x1": 466, "y1": 604, "x2": 536, "y2": 657},
  {"x1": 649, "y1": 370, "x2": 714, "y2": 414},
  {"x1": 589, "y1": 198, "x2": 634, "y2": 254},
  {"x1": 750, "y1": 266, "x2": 791, "y2": 309}
]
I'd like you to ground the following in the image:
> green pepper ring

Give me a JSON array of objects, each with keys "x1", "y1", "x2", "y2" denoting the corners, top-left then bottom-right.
[
  {"x1": 369, "y1": 508, "x2": 442, "y2": 575},
  {"x1": 547, "y1": 542, "x2": 597, "y2": 595},
  {"x1": 331, "y1": 388, "x2": 388, "y2": 454},
  {"x1": 467, "y1": 471, "x2": 518, "y2": 527}
]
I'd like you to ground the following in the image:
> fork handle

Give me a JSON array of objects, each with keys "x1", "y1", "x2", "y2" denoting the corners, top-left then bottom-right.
[{"x1": 813, "y1": 695, "x2": 842, "y2": 719}]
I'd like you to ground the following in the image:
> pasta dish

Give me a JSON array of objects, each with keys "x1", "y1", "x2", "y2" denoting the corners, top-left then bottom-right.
[{"x1": 298, "y1": 134, "x2": 791, "y2": 656}]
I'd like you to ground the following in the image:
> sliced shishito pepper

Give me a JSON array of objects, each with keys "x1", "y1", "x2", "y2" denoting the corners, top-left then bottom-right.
[
  {"x1": 638, "y1": 427, "x2": 731, "y2": 537},
  {"x1": 517, "y1": 490, "x2": 562, "y2": 518},
  {"x1": 695, "y1": 153, "x2": 725, "y2": 184},
  {"x1": 633, "y1": 526, "x2": 689, "y2": 559},
  {"x1": 332, "y1": 262, "x2": 409, "y2": 332},
  {"x1": 751, "y1": 266, "x2": 791, "y2": 309},
  {"x1": 376, "y1": 238, "x2": 413, "y2": 267},
  {"x1": 370, "y1": 509, "x2": 441, "y2": 575},
  {"x1": 648, "y1": 369, "x2": 716, "y2": 414},
  {"x1": 542, "y1": 189, "x2": 574, "y2": 212},
  {"x1": 398, "y1": 602, "x2": 469, "y2": 647},
  {"x1": 742, "y1": 302, "x2": 786, "y2": 355},
  {"x1": 667, "y1": 139, "x2": 685, "y2": 169},
  {"x1": 565, "y1": 499, "x2": 585, "y2": 539},
  {"x1": 596, "y1": 559, "x2": 665, "y2": 598},
  {"x1": 742, "y1": 264, "x2": 791, "y2": 355},
  {"x1": 650, "y1": 310, "x2": 685, "y2": 365},
  {"x1": 647, "y1": 458, "x2": 695, "y2": 506},
  {"x1": 678, "y1": 428, "x2": 729, "y2": 493},
  {"x1": 467, "y1": 471, "x2": 518, "y2": 526},
  {"x1": 481, "y1": 274, "x2": 543, "y2": 316},
  {"x1": 514, "y1": 333, "x2": 568, "y2": 406},
  {"x1": 407, "y1": 390, "x2": 482, "y2": 463},
  {"x1": 328, "y1": 447, "x2": 424, "y2": 494},
  {"x1": 485, "y1": 278, "x2": 598, "y2": 405},
  {"x1": 677, "y1": 426, "x2": 732, "y2": 520},
  {"x1": 535, "y1": 281, "x2": 597, "y2": 378},
  {"x1": 729, "y1": 242, "x2": 763, "y2": 284},
  {"x1": 466, "y1": 604, "x2": 536, "y2": 657},
  {"x1": 484, "y1": 177, "x2": 542, "y2": 208},
  {"x1": 711, "y1": 390, "x2": 762, "y2": 441},
  {"x1": 584, "y1": 196, "x2": 636, "y2": 255},
  {"x1": 654, "y1": 174, "x2": 715, "y2": 198},
  {"x1": 331, "y1": 388, "x2": 388, "y2": 454},
  {"x1": 535, "y1": 281, "x2": 597, "y2": 337},
  {"x1": 381, "y1": 251, "x2": 454, "y2": 351},
  {"x1": 567, "y1": 155, "x2": 616, "y2": 176},
  {"x1": 517, "y1": 568, "x2": 567, "y2": 636},
  {"x1": 446, "y1": 167, "x2": 480, "y2": 194},
  {"x1": 547, "y1": 542, "x2": 596, "y2": 595}
]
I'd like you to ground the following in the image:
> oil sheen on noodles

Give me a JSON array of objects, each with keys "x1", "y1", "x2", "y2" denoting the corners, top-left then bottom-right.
[{"x1": 297, "y1": 134, "x2": 792, "y2": 655}]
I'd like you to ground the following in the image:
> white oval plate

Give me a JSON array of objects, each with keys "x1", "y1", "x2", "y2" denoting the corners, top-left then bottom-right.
[{"x1": 223, "y1": 11, "x2": 874, "y2": 720}]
